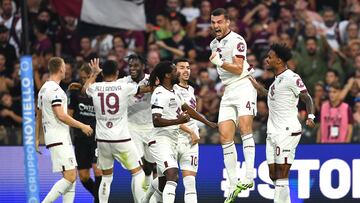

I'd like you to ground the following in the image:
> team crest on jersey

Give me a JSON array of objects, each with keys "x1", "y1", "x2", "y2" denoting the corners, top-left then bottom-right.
[{"x1": 237, "y1": 42, "x2": 245, "y2": 52}]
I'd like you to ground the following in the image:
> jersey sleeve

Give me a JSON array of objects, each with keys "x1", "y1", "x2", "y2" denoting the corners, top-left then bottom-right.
[
  {"x1": 288, "y1": 74, "x2": 308, "y2": 96},
  {"x1": 86, "y1": 83, "x2": 96, "y2": 97},
  {"x1": 151, "y1": 91, "x2": 165, "y2": 115},
  {"x1": 49, "y1": 87, "x2": 63, "y2": 107},
  {"x1": 232, "y1": 37, "x2": 247, "y2": 59},
  {"x1": 116, "y1": 77, "x2": 126, "y2": 83}
]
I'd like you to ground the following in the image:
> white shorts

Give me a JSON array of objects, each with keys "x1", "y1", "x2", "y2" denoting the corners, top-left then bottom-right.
[
  {"x1": 97, "y1": 138, "x2": 142, "y2": 170},
  {"x1": 218, "y1": 77, "x2": 257, "y2": 124},
  {"x1": 149, "y1": 136, "x2": 178, "y2": 175},
  {"x1": 131, "y1": 129, "x2": 154, "y2": 163},
  {"x1": 49, "y1": 144, "x2": 77, "y2": 173},
  {"x1": 177, "y1": 143, "x2": 199, "y2": 172},
  {"x1": 266, "y1": 133, "x2": 301, "y2": 165},
  {"x1": 177, "y1": 125, "x2": 199, "y2": 172}
]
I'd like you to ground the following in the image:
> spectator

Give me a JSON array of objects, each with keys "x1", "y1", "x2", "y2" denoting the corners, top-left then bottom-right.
[
  {"x1": 164, "y1": 0, "x2": 188, "y2": 27},
  {"x1": 340, "y1": 21, "x2": 359, "y2": 47},
  {"x1": 60, "y1": 62, "x2": 75, "y2": 91},
  {"x1": 36, "y1": 8, "x2": 58, "y2": 43},
  {"x1": 317, "y1": 83, "x2": 353, "y2": 143},
  {"x1": 195, "y1": 68, "x2": 219, "y2": 122},
  {"x1": 325, "y1": 69, "x2": 341, "y2": 90},
  {"x1": 55, "y1": 16, "x2": 80, "y2": 57},
  {"x1": 180, "y1": 0, "x2": 200, "y2": 23},
  {"x1": 33, "y1": 21, "x2": 53, "y2": 54},
  {"x1": 120, "y1": 30, "x2": 145, "y2": 55},
  {"x1": 188, "y1": 0, "x2": 212, "y2": 65},
  {"x1": 315, "y1": 7, "x2": 340, "y2": 49},
  {"x1": 91, "y1": 34, "x2": 113, "y2": 59},
  {"x1": 0, "y1": 92, "x2": 22, "y2": 145},
  {"x1": 224, "y1": 2, "x2": 249, "y2": 39},
  {"x1": 148, "y1": 13, "x2": 172, "y2": 44},
  {"x1": 157, "y1": 17, "x2": 196, "y2": 61},
  {"x1": 0, "y1": 25, "x2": 17, "y2": 69},
  {"x1": 146, "y1": 50, "x2": 160, "y2": 73},
  {"x1": 0, "y1": 0, "x2": 21, "y2": 54},
  {"x1": 294, "y1": 36, "x2": 336, "y2": 94},
  {"x1": 79, "y1": 36, "x2": 98, "y2": 62}
]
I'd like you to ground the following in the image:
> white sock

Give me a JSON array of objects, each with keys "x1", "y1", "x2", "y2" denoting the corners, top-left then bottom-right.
[
  {"x1": 162, "y1": 181, "x2": 177, "y2": 203},
  {"x1": 143, "y1": 177, "x2": 158, "y2": 202},
  {"x1": 222, "y1": 141, "x2": 238, "y2": 190},
  {"x1": 150, "y1": 189, "x2": 162, "y2": 203},
  {"x1": 274, "y1": 179, "x2": 290, "y2": 203},
  {"x1": 242, "y1": 134, "x2": 255, "y2": 183},
  {"x1": 132, "y1": 170, "x2": 146, "y2": 203},
  {"x1": 42, "y1": 178, "x2": 72, "y2": 203},
  {"x1": 62, "y1": 181, "x2": 76, "y2": 203},
  {"x1": 99, "y1": 174, "x2": 113, "y2": 203},
  {"x1": 183, "y1": 176, "x2": 197, "y2": 203}
]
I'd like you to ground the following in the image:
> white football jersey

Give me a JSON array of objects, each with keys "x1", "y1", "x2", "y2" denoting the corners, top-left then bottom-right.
[
  {"x1": 210, "y1": 31, "x2": 254, "y2": 85},
  {"x1": 151, "y1": 85, "x2": 184, "y2": 140},
  {"x1": 117, "y1": 74, "x2": 152, "y2": 130},
  {"x1": 267, "y1": 69, "x2": 307, "y2": 134},
  {"x1": 173, "y1": 84, "x2": 198, "y2": 142},
  {"x1": 86, "y1": 81, "x2": 138, "y2": 140},
  {"x1": 37, "y1": 81, "x2": 71, "y2": 146}
]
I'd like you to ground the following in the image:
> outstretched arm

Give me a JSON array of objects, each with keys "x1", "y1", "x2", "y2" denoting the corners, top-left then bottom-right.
[
  {"x1": 82, "y1": 58, "x2": 102, "y2": 94},
  {"x1": 248, "y1": 76, "x2": 268, "y2": 96},
  {"x1": 182, "y1": 103, "x2": 217, "y2": 128}
]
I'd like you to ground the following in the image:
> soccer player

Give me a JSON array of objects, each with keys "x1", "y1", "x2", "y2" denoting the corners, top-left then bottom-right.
[
  {"x1": 117, "y1": 54, "x2": 156, "y2": 189},
  {"x1": 35, "y1": 57, "x2": 93, "y2": 203},
  {"x1": 143, "y1": 61, "x2": 216, "y2": 203},
  {"x1": 67, "y1": 64, "x2": 102, "y2": 203},
  {"x1": 249, "y1": 43, "x2": 315, "y2": 203},
  {"x1": 173, "y1": 58, "x2": 200, "y2": 203},
  {"x1": 84, "y1": 59, "x2": 152, "y2": 203},
  {"x1": 209, "y1": 8, "x2": 256, "y2": 203}
]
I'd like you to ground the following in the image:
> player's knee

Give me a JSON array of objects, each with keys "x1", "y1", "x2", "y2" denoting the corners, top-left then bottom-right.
[
  {"x1": 269, "y1": 173, "x2": 276, "y2": 182},
  {"x1": 164, "y1": 168, "x2": 178, "y2": 182},
  {"x1": 239, "y1": 125, "x2": 252, "y2": 135},
  {"x1": 64, "y1": 170, "x2": 77, "y2": 183}
]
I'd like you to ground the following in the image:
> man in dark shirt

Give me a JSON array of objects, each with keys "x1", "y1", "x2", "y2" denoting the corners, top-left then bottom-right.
[
  {"x1": 157, "y1": 18, "x2": 196, "y2": 61},
  {"x1": 0, "y1": 25, "x2": 17, "y2": 71},
  {"x1": 0, "y1": 92, "x2": 22, "y2": 145},
  {"x1": 67, "y1": 64, "x2": 102, "y2": 202}
]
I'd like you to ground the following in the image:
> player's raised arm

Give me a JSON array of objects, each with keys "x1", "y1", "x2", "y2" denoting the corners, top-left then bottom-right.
[
  {"x1": 82, "y1": 58, "x2": 102, "y2": 95},
  {"x1": 299, "y1": 91, "x2": 316, "y2": 128},
  {"x1": 181, "y1": 103, "x2": 217, "y2": 128}
]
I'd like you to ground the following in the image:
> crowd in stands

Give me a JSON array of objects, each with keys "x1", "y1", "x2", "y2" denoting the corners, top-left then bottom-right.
[{"x1": 0, "y1": 0, "x2": 359, "y2": 145}]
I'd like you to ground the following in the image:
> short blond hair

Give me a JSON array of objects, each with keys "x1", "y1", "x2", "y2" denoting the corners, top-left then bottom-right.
[{"x1": 48, "y1": 57, "x2": 64, "y2": 74}]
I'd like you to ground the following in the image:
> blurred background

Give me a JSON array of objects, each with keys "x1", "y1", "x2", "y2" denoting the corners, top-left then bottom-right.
[{"x1": 0, "y1": 0, "x2": 359, "y2": 202}]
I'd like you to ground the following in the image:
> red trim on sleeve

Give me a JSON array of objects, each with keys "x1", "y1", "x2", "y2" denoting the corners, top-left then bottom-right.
[
  {"x1": 235, "y1": 55, "x2": 245, "y2": 59},
  {"x1": 300, "y1": 89, "x2": 308, "y2": 93}
]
